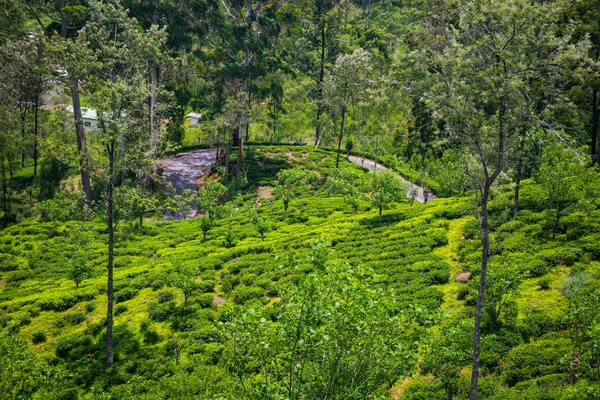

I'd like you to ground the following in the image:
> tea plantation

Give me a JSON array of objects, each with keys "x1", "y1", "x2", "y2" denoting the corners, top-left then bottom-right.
[{"x1": 1, "y1": 147, "x2": 599, "y2": 399}]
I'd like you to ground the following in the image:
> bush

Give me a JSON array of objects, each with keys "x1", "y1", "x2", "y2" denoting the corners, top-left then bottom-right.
[
  {"x1": 157, "y1": 289, "x2": 175, "y2": 304},
  {"x1": 114, "y1": 304, "x2": 128, "y2": 316},
  {"x1": 538, "y1": 276, "x2": 551, "y2": 290},
  {"x1": 55, "y1": 334, "x2": 93, "y2": 359},
  {"x1": 517, "y1": 313, "x2": 557, "y2": 342},
  {"x1": 143, "y1": 329, "x2": 160, "y2": 344},
  {"x1": 114, "y1": 287, "x2": 139, "y2": 303},
  {"x1": 196, "y1": 293, "x2": 214, "y2": 309},
  {"x1": 55, "y1": 311, "x2": 86, "y2": 327},
  {"x1": 148, "y1": 301, "x2": 175, "y2": 322},
  {"x1": 501, "y1": 337, "x2": 573, "y2": 386},
  {"x1": 231, "y1": 285, "x2": 265, "y2": 304},
  {"x1": 31, "y1": 329, "x2": 46, "y2": 344},
  {"x1": 85, "y1": 301, "x2": 97, "y2": 313}
]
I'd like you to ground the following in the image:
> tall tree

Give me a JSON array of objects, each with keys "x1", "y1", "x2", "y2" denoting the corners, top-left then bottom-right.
[
  {"x1": 324, "y1": 48, "x2": 373, "y2": 168},
  {"x1": 76, "y1": 0, "x2": 168, "y2": 366},
  {"x1": 420, "y1": 0, "x2": 574, "y2": 397}
]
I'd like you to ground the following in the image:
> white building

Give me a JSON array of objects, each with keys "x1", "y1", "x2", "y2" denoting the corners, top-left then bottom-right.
[
  {"x1": 186, "y1": 112, "x2": 202, "y2": 128},
  {"x1": 66, "y1": 106, "x2": 98, "y2": 131}
]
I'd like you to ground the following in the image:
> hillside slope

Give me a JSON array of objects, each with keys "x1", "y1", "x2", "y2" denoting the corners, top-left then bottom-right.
[{"x1": 1, "y1": 147, "x2": 599, "y2": 399}]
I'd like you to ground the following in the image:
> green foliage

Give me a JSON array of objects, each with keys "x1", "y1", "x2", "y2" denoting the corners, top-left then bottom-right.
[
  {"x1": 221, "y1": 251, "x2": 428, "y2": 398},
  {"x1": 501, "y1": 337, "x2": 573, "y2": 386},
  {"x1": 366, "y1": 170, "x2": 408, "y2": 222}
]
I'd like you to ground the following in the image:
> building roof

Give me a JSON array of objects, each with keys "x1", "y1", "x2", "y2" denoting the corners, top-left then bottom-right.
[
  {"x1": 186, "y1": 112, "x2": 202, "y2": 119},
  {"x1": 66, "y1": 105, "x2": 97, "y2": 120}
]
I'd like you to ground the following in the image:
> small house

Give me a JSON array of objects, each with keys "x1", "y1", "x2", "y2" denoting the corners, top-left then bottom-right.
[
  {"x1": 66, "y1": 106, "x2": 98, "y2": 131},
  {"x1": 186, "y1": 112, "x2": 202, "y2": 128}
]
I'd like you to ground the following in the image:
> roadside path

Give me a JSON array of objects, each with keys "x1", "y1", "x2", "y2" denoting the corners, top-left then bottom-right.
[
  {"x1": 162, "y1": 149, "x2": 217, "y2": 220},
  {"x1": 348, "y1": 155, "x2": 436, "y2": 203}
]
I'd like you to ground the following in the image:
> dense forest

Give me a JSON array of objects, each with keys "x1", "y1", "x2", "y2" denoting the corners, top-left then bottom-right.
[{"x1": 1, "y1": 0, "x2": 600, "y2": 399}]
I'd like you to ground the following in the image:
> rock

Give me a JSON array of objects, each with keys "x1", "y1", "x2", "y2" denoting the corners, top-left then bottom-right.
[{"x1": 453, "y1": 272, "x2": 472, "y2": 283}]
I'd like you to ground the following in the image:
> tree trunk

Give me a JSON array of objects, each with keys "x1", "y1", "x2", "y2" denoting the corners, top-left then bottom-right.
[
  {"x1": 33, "y1": 93, "x2": 39, "y2": 176},
  {"x1": 236, "y1": 127, "x2": 244, "y2": 178},
  {"x1": 469, "y1": 184, "x2": 490, "y2": 400},
  {"x1": 70, "y1": 74, "x2": 93, "y2": 207},
  {"x1": 314, "y1": 23, "x2": 326, "y2": 147},
  {"x1": 335, "y1": 108, "x2": 346, "y2": 168},
  {"x1": 59, "y1": 3, "x2": 92, "y2": 207},
  {"x1": 470, "y1": 96, "x2": 505, "y2": 400},
  {"x1": 20, "y1": 109, "x2": 27, "y2": 168},
  {"x1": 106, "y1": 142, "x2": 115, "y2": 367},
  {"x1": 593, "y1": 85, "x2": 600, "y2": 164},
  {"x1": 379, "y1": 206, "x2": 382, "y2": 223},
  {"x1": 513, "y1": 128, "x2": 526, "y2": 218},
  {"x1": 149, "y1": 0, "x2": 159, "y2": 158}
]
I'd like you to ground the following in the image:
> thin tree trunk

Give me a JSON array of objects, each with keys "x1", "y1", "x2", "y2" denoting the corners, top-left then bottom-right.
[
  {"x1": 335, "y1": 109, "x2": 346, "y2": 168},
  {"x1": 149, "y1": 0, "x2": 159, "y2": 158},
  {"x1": 236, "y1": 125, "x2": 244, "y2": 177},
  {"x1": 33, "y1": 93, "x2": 39, "y2": 176},
  {"x1": 469, "y1": 184, "x2": 490, "y2": 399},
  {"x1": 470, "y1": 95, "x2": 505, "y2": 400},
  {"x1": 513, "y1": 128, "x2": 526, "y2": 218},
  {"x1": 59, "y1": 2, "x2": 92, "y2": 207},
  {"x1": 106, "y1": 142, "x2": 115, "y2": 367},
  {"x1": 70, "y1": 74, "x2": 93, "y2": 207},
  {"x1": 314, "y1": 23, "x2": 326, "y2": 147},
  {"x1": 593, "y1": 85, "x2": 600, "y2": 164}
]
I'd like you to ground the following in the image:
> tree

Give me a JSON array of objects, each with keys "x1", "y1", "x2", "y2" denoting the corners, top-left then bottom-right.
[
  {"x1": 537, "y1": 143, "x2": 595, "y2": 237},
  {"x1": 366, "y1": 170, "x2": 406, "y2": 223},
  {"x1": 170, "y1": 258, "x2": 199, "y2": 308},
  {"x1": 45, "y1": 1, "x2": 94, "y2": 207},
  {"x1": 69, "y1": 258, "x2": 90, "y2": 288},
  {"x1": 419, "y1": 1, "x2": 575, "y2": 396},
  {"x1": 198, "y1": 179, "x2": 227, "y2": 220},
  {"x1": 421, "y1": 323, "x2": 472, "y2": 400},
  {"x1": 200, "y1": 216, "x2": 212, "y2": 240},
  {"x1": 76, "y1": 0, "x2": 168, "y2": 367},
  {"x1": 255, "y1": 217, "x2": 270, "y2": 240},
  {"x1": 274, "y1": 168, "x2": 307, "y2": 219},
  {"x1": 326, "y1": 168, "x2": 364, "y2": 214},
  {"x1": 164, "y1": 183, "x2": 197, "y2": 220},
  {"x1": 324, "y1": 48, "x2": 373, "y2": 168}
]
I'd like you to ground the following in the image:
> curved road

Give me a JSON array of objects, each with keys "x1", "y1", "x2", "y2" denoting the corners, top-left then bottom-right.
[
  {"x1": 162, "y1": 149, "x2": 217, "y2": 220},
  {"x1": 161, "y1": 149, "x2": 433, "y2": 221},
  {"x1": 348, "y1": 156, "x2": 435, "y2": 203}
]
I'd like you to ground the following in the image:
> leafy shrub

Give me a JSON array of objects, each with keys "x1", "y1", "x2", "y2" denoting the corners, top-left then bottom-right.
[
  {"x1": 143, "y1": 329, "x2": 160, "y2": 344},
  {"x1": 55, "y1": 334, "x2": 93, "y2": 360},
  {"x1": 85, "y1": 301, "x2": 97, "y2": 313},
  {"x1": 55, "y1": 311, "x2": 86, "y2": 327},
  {"x1": 501, "y1": 337, "x2": 573, "y2": 386},
  {"x1": 148, "y1": 301, "x2": 175, "y2": 322},
  {"x1": 232, "y1": 285, "x2": 265, "y2": 304},
  {"x1": 37, "y1": 290, "x2": 96, "y2": 311},
  {"x1": 0, "y1": 254, "x2": 22, "y2": 272},
  {"x1": 114, "y1": 304, "x2": 128, "y2": 316},
  {"x1": 538, "y1": 277, "x2": 551, "y2": 290},
  {"x1": 517, "y1": 312, "x2": 557, "y2": 342},
  {"x1": 5, "y1": 269, "x2": 33, "y2": 282},
  {"x1": 114, "y1": 287, "x2": 139, "y2": 303},
  {"x1": 157, "y1": 289, "x2": 175, "y2": 304},
  {"x1": 195, "y1": 293, "x2": 214, "y2": 309},
  {"x1": 31, "y1": 329, "x2": 46, "y2": 344}
]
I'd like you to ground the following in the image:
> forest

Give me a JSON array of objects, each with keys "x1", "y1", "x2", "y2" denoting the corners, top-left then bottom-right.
[{"x1": 1, "y1": 0, "x2": 600, "y2": 399}]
